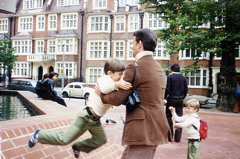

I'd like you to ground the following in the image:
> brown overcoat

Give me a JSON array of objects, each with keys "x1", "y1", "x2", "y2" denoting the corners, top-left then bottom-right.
[{"x1": 100, "y1": 54, "x2": 171, "y2": 146}]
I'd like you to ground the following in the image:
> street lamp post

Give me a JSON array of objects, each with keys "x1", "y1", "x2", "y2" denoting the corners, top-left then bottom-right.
[{"x1": 61, "y1": 39, "x2": 66, "y2": 91}]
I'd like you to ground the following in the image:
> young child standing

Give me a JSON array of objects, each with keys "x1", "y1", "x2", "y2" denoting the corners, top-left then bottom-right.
[
  {"x1": 169, "y1": 99, "x2": 201, "y2": 159},
  {"x1": 28, "y1": 59, "x2": 132, "y2": 158}
]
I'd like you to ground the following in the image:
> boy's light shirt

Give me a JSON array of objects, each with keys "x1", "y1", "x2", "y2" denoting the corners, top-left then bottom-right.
[
  {"x1": 87, "y1": 75, "x2": 116, "y2": 116},
  {"x1": 172, "y1": 111, "x2": 200, "y2": 139}
]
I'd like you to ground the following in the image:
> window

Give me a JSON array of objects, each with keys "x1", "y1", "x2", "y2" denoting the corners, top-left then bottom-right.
[
  {"x1": 23, "y1": 0, "x2": 43, "y2": 9},
  {"x1": 127, "y1": 40, "x2": 134, "y2": 60},
  {"x1": 57, "y1": 38, "x2": 78, "y2": 54},
  {"x1": 48, "y1": 40, "x2": 56, "y2": 53},
  {"x1": 0, "y1": 18, "x2": 8, "y2": 33},
  {"x1": 86, "y1": 67, "x2": 104, "y2": 84},
  {"x1": 89, "y1": 16, "x2": 109, "y2": 32},
  {"x1": 186, "y1": 69, "x2": 208, "y2": 87},
  {"x1": 56, "y1": 62, "x2": 76, "y2": 78},
  {"x1": 61, "y1": 13, "x2": 78, "y2": 29},
  {"x1": 57, "y1": 0, "x2": 79, "y2": 6},
  {"x1": 36, "y1": 40, "x2": 44, "y2": 53},
  {"x1": 36, "y1": 15, "x2": 45, "y2": 31},
  {"x1": 13, "y1": 40, "x2": 32, "y2": 54},
  {"x1": 114, "y1": 41, "x2": 125, "y2": 59},
  {"x1": 119, "y1": 0, "x2": 139, "y2": 6},
  {"x1": 115, "y1": 15, "x2": 125, "y2": 32},
  {"x1": 235, "y1": 42, "x2": 240, "y2": 59},
  {"x1": 154, "y1": 40, "x2": 169, "y2": 59},
  {"x1": 93, "y1": 0, "x2": 107, "y2": 9},
  {"x1": 48, "y1": 14, "x2": 57, "y2": 30},
  {"x1": 144, "y1": 13, "x2": 168, "y2": 30},
  {"x1": 87, "y1": 41, "x2": 109, "y2": 59},
  {"x1": 12, "y1": 62, "x2": 32, "y2": 77},
  {"x1": 128, "y1": 14, "x2": 139, "y2": 32},
  {"x1": 18, "y1": 16, "x2": 33, "y2": 32},
  {"x1": 179, "y1": 49, "x2": 209, "y2": 59}
]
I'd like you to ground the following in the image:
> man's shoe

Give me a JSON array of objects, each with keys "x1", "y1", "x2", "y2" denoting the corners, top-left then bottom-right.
[
  {"x1": 28, "y1": 130, "x2": 40, "y2": 148},
  {"x1": 72, "y1": 143, "x2": 80, "y2": 158}
]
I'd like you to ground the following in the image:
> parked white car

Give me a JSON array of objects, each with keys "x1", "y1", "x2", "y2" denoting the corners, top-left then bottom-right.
[{"x1": 62, "y1": 82, "x2": 94, "y2": 99}]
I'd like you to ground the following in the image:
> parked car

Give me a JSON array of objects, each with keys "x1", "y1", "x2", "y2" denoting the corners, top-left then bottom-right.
[
  {"x1": 62, "y1": 82, "x2": 94, "y2": 98},
  {"x1": 183, "y1": 92, "x2": 209, "y2": 106},
  {"x1": 6, "y1": 79, "x2": 37, "y2": 93}
]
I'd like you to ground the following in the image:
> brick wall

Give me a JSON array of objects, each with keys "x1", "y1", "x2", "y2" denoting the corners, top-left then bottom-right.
[{"x1": 1, "y1": 91, "x2": 123, "y2": 159}]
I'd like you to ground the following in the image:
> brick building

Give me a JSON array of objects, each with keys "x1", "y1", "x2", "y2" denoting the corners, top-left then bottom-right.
[{"x1": 0, "y1": 0, "x2": 239, "y2": 96}]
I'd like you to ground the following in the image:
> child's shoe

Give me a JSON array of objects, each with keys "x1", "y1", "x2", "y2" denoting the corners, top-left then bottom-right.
[
  {"x1": 72, "y1": 143, "x2": 80, "y2": 158},
  {"x1": 28, "y1": 130, "x2": 40, "y2": 148}
]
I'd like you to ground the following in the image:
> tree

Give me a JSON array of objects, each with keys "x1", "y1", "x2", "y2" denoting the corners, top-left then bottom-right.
[
  {"x1": 0, "y1": 38, "x2": 17, "y2": 85},
  {"x1": 140, "y1": 0, "x2": 240, "y2": 112}
]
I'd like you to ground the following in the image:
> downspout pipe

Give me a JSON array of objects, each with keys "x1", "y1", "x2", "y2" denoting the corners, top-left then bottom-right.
[
  {"x1": 109, "y1": 15, "x2": 114, "y2": 57},
  {"x1": 80, "y1": 12, "x2": 84, "y2": 82}
]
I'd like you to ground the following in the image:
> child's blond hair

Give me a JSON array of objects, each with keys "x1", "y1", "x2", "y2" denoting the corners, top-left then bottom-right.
[{"x1": 185, "y1": 99, "x2": 200, "y2": 112}]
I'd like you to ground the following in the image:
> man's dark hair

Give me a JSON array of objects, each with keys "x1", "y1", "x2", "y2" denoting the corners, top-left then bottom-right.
[
  {"x1": 171, "y1": 63, "x2": 180, "y2": 72},
  {"x1": 49, "y1": 72, "x2": 58, "y2": 79},
  {"x1": 43, "y1": 73, "x2": 49, "y2": 79},
  {"x1": 104, "y1": 58, "x2": 126, "y2": 75},
  {"x1": 133, "y1": 28, "x2": 157, "y2": 52}
]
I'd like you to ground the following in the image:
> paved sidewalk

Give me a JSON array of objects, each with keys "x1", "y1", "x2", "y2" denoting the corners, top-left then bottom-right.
[{"x1": 63, "y1": 98, "x2": 240, "y2": 159}]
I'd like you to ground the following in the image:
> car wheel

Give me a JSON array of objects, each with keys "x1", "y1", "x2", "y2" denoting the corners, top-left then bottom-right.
[
  {"x1": 62, "y1": 92, "x2": 68, "y2": 98},
  {"x1": 84, "y1": 93, "x2": 90, "y2": 99}
]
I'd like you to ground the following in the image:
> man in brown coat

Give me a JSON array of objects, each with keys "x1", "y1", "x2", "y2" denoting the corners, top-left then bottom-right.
[{"x1": 98, "y1": 28, "x2": 171, "y2": 159}]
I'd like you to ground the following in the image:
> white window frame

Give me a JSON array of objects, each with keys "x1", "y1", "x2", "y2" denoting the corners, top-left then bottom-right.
[
  {"x1": 153, "y1": 40, "x2": 169, "y2": 59},
  {"x1": 128, "y1": 14, "x2": 139, "y2": 32},
  {"x1": 186, "y1": 68, "x2": 208, "y2": 88},
  {"x1": 235, "y1": 42, "x2": 240, "y2": 59},
  {"x1": 18, "y1": 16, "x2": 33, "y2": 32},
  {"x1": 61, "y1": 13, "x2": 78, "y2": 29},
  {"x1": 86, "y1": 67, "x2": 104, "y2": 84},
  {"x1": 93, "y1": 0, "x2": 107, "y2": 9},
  {"x1": 48, "y1": 14, "x2": 57, "y2": 30},
  {"x1": 48, "y1": 39, "x2": 56, "y2": 54},
  {"x1": 57, "y1": 0, "x2": 79, "y2": 6},
  {"x1": 12, "y1": 40, "x2": 32, "y2": 54},
  {"x1": 23, "y1": 0, "x2": 43, "y2": 9},
  {"x1": 114, "y1": 15, "x2": 125, "y2": 32},
  {"x1": 12, "y1": 62, "x2": 32, "y2": 78},
  {"x1": 143, "y1": 13, "x2": 168, "y2": 30},
  {"x1": 87, "y1": 40, "x2": 110, "y2": 60},
  {"x1": 56, "y1": 38, "x2": 78, "y2": 55},
  {"x1": 56, "y1": 62, "x2": 77, "y2": 78},
  {"x1": 36, "y1": 40, "x2": 44, "y2": 53},
  {"x1": 36, "y1": 15, "x2": 45, "y2": 31},
  {"x1": 119, "y1": 0, "x2": 139, "y2": 6},
  {"x1": 0, "y1": 18, "x2": 8, "y2": 33},
  {"x1": 113, "y1": 40, "x2": 125, "y2": 59},
  {"x1": 88, "y1": 15, "x2": 110, "y2": 33},
  {"x1": 127, "y1": 40, "x2": 134, "y2": 60},
  {"x1": 179, "y1": 49, "x2": 209, "y2": 60}
]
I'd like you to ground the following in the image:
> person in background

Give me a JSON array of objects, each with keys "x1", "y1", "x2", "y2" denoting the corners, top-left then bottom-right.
[
  {"x1": 41, "y1": 72, "x2": 67, "y2": 107},
  {"x1": 165, "y1": 63, "x2": 188, "y2": 142},
  {"x1": 233, "y1": 82, "x2": 240, "y2": 113},
  {"x1": 28, "y1": 59, "x2": 132, "y2": 159},
  {"x1": 169, "y1": 99, "x2": 201, "y2": 159},
  {"x1": 35, "y1": 73, "x2": 49, "y2": 98},
  {"x1": 97, "y1": 28, "x2": 171, "y2": 159}
]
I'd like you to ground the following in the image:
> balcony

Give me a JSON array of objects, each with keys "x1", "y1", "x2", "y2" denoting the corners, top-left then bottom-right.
[{"x1": 27, "y1": 54, "x2": 56, "y2": 62}]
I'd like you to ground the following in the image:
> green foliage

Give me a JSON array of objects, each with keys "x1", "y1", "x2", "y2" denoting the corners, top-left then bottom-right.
[{"x1": 0, "y1": 38, "x2": 17, "y2": 73}]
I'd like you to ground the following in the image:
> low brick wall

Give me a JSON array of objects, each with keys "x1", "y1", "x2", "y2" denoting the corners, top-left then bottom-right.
[{"x1": 1, "y1": 90, "x2": 123, "y2": 159}]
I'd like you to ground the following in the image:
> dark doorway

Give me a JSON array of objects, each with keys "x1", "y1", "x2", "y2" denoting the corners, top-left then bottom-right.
[
  {"x1": 49, "y1": 66, "x2": 54, "y2": 73},
  {"x1": 38, "y1": 66, "x2": 43, "y2": 80}
]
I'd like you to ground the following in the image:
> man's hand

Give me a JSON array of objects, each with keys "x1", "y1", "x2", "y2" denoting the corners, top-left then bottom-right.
[{"x1": 169, "y1": 106, "x2": 175, "y2": 112}]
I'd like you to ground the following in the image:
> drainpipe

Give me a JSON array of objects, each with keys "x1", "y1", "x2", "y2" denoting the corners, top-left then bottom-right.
[
  {"x1": 109, "y1": 15, "x2": 114, "y2": 57},
  {"x1": 9, "y1": 17, "x2": 13, "y2": 37},
  {"x1": 139, "y1": 13, "x2": 144, "y2": 29},
  {"x1": 80, "y1": 12, "x2": 84, "y2": 82}
]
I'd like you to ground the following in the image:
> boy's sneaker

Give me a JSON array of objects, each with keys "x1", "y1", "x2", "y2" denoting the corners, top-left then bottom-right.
[
  {"x1": 72, "y1": 143, "x2": 80, "y2": 158},
  {"x1": 28, "y1": 130, "x2": 40, "y2": 148}
]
